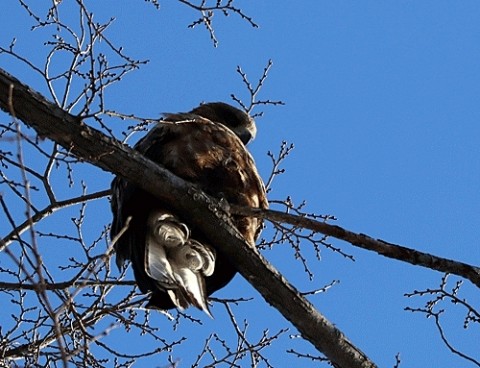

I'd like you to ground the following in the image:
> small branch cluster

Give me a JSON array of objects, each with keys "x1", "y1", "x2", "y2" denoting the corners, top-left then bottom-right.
[
  {"x1": 262, "y1": 196, "x2": 350, "y2": 280},
  {"x1": 259, "y1": 141, "x2": 351, "y2": 280},
  {"x1": 231, "y1": 59, "x2": 285, "y2": 118},
  {"x1": 144, "y1": 0, "x2": 161, "y2": 10},
  {"x1": 182, "y1": 0, "x2": 258, "y2": 47},
  {"x1": 2, "y1": 0, "x2": 148, "y2": 122},
  {"x1": 405, "y1": 274, "x2": 480, "y2": 366},
  {"x1": 264, "y1": 140, "x2": 294, "y2": 193},
  {"x1": 0, "y1": 122, "x2": 110, "y2": 252},
  {"x1": 191, "y1": 298, "x2": 288, "y2": 367}
]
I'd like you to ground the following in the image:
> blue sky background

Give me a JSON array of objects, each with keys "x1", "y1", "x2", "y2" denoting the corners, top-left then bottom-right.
[{"x1": 1, "y1": 1, "x2": 480, "y2": 367}]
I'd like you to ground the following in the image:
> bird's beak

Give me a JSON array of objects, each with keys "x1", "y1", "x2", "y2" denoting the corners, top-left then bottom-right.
[
  {"x1": 239, "y1": 130, "x2": 253, "y2": 145},
  {"x1": 238, "y1": 121, "x2": 257, "y2": 145}
]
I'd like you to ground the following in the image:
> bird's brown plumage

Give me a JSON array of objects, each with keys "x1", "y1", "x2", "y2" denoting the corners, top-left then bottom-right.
[{"x1": 111, "y1": 102, "x2": 267, "y2": 313}]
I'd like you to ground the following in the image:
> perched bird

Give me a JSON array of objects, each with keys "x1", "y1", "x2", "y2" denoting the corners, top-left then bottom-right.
[{"x1": 110, "y1": 102, "x2": 268, "y2": 316}]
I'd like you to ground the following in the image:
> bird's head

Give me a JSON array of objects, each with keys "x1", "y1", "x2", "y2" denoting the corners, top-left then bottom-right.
[{"x1": 190, "y1": 102, "x2": 257, "y2": 145}]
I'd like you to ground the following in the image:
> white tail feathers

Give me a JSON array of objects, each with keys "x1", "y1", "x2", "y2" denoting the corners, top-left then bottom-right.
[{"x1": 144, "y1": 210, "x2": 215, "y2": 317}]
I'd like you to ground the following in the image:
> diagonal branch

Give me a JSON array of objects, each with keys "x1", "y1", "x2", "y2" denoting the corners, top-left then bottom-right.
[
  {"x1": 0, "y1": 67, "x2": 376, "y2": 368},
  {"x1": 230, "y1": 205, "x2": 480, "y2": 288}
]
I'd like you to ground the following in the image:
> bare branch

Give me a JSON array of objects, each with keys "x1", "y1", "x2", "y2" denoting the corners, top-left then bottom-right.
[
  {"x1": 230, "y1": 205, "x2": 480, "y2": 289},
  {"x1": 231, "y1": 59, "x2": 285, "y2": 118},
  {"x1": 180, "y1": 0, "x2": 258, "y2": 47},
  {"x1": 404, "y1": 274, "x2": 479, "y2": 366}
]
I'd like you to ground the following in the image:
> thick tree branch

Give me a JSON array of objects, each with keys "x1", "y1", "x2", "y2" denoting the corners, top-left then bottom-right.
[
  {"x1": 231, "y1": 205, "x2": 480, "y2": 288},
  {"x1": 0, "y1": 68, "x2": 376, "y2": 368}
]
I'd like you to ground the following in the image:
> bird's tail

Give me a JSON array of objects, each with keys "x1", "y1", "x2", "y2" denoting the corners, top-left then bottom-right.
[{"x1": 144, "y1": 210, "x2": 215, "y2": 317}]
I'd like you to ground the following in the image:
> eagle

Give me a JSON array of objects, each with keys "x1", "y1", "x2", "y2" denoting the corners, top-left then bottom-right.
[{"x1": 110, "y1": 102, "x2": 268, "y2": 316}]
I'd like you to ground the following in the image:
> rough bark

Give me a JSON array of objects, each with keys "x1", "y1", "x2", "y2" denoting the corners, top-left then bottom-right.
[{"x1": 0, "y1": 68, "x2": 377, "y2": 368}]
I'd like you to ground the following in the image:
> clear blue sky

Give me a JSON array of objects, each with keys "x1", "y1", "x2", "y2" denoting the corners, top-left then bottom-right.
[{"x1": 1, "y1": 1, "x2": 480, "y2": 367}]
